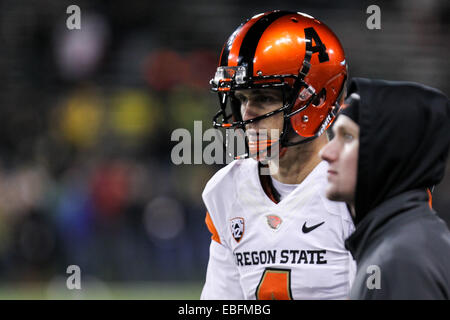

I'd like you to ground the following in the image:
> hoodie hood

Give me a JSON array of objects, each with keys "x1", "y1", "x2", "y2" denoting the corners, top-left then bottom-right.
[{"x1": 347, "y1": 78, "x2": 450, "y2": 225}]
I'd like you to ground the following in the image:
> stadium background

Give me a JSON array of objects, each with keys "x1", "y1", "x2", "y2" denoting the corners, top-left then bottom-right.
[{"x1": 0, "y1": 0, "x2": 448, "y2": 299}]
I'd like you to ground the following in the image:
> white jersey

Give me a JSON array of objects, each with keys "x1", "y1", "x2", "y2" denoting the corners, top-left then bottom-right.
[{"x1": 201, "y1": 159, "x2": 355, "y2": 300}]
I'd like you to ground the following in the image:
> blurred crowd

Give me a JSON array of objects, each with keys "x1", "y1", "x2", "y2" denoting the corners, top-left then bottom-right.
[
  {"x1": 0, "y1": 0, "x2": 449, "y2": 285},
  {"x1": 0, "y1": 1, "x2": 221, "y2": 284}
]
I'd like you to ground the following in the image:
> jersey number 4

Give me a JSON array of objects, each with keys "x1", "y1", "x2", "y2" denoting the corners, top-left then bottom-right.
[{"x1": 255, "y1": 268, "x2": 293, "y2": 300}]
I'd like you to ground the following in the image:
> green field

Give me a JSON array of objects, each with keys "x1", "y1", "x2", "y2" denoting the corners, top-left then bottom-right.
[{"x1": 0, "y1": 282, "x2": 203, "y2": 300}]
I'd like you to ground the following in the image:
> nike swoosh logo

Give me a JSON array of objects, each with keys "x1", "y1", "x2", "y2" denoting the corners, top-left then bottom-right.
[{"x1": 302, "y1": 221, "x2": 325, "y2": 233}]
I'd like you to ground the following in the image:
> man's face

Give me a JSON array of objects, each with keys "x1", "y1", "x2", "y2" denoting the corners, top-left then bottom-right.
[
  {"x1": 319, "y1": 115, "x2": 359, "y2": 204},
  {"x1": 234, "y1": 88, "x2": 284, "y2": 156},
  {"x1": 235, "y1": 88, "x2": 284, "y2": 130}
]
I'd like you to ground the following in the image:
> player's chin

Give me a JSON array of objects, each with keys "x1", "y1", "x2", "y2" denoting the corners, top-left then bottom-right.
[{"x1": 250, "y1": 147, "x2": 279, "y2": 162}]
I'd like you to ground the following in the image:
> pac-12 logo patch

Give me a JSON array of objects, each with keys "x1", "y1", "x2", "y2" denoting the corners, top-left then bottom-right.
[
  {"x1": 266, "y1": 215, "x2": 282, "y2": 230},
  {"x1": 230, "y1": 217, "x2": 245, "y2": 242}
]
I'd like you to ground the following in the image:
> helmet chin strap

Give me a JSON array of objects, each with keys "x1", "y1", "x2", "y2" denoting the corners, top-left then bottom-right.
[
  {"x1": 283, "y1": 135, "x2": 318, "y2": 147},
  {"x1": 279, "y1": 117, "x2": 318, "y2": 148}
]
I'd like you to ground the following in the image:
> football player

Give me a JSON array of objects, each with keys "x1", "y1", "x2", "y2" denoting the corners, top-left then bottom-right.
[{"x1": 201, "y1": 11, "x2": 355, "y2": 300}]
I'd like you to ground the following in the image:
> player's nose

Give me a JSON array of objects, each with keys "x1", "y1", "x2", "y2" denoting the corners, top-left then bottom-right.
[{"x1": 241, "y1": 105, "x2": 260, "y2": 122}]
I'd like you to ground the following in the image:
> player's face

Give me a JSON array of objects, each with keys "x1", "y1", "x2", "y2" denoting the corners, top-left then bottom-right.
[
  {"x1": 319, "y1": 115, "x2": 359, "y2": 205},
  {"x1": 235, "y1": 88, "x2": 284, "y2": 130},
  {"x1": 234, "y1": 88, "x2": 284, "y2": 155}
]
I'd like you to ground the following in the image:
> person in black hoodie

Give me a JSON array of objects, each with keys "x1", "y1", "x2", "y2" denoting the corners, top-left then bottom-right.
[{"x1": 319, "y1": 77, "x2": 450, "y2": 299}]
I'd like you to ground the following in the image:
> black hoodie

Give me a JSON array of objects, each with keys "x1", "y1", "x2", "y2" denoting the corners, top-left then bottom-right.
[{"x1": 344, "y1": 78, "x2": 450, "y2": 299}]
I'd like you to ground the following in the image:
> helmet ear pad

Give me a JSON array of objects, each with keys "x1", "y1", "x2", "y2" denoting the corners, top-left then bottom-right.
[
  {"x1": 289, "y1": 88, "x2": 325, "y2": 138},
  {"x1": 290, "y1": 70, "x2": 346, "y2": 138}
]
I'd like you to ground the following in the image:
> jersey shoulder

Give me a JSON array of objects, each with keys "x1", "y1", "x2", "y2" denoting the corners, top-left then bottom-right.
[
  {"x1": 202, "y1": 159, "x2": 257, "y2": 241},
  {"x1": 202, "y1": 159, "x2": 256, "y2": 200}
]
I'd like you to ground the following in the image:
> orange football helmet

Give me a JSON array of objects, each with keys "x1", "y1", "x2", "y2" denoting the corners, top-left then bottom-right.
[{"x1": 211, "y1": 10, "x2": 347, "y2": 158}]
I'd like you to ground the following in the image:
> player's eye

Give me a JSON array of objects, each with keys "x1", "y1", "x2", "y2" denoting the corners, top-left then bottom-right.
[
  {"x1": 234, "y1": 92, "x2": 246, "y2": 102},
  {"x1": 255, "y1": 95, "x2": 276, "y2": 104}
]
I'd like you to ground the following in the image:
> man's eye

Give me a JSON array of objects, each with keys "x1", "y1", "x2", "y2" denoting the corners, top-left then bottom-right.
[
  {"x1": 343, "y1": 133, "x2": 354, "y2": 141},
  {"x1": 236, "y1": 95, "x2": 247, "y2": 103},
  {"x1": 256, "y1": 95, "x2": 274, "y2": 103}
]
